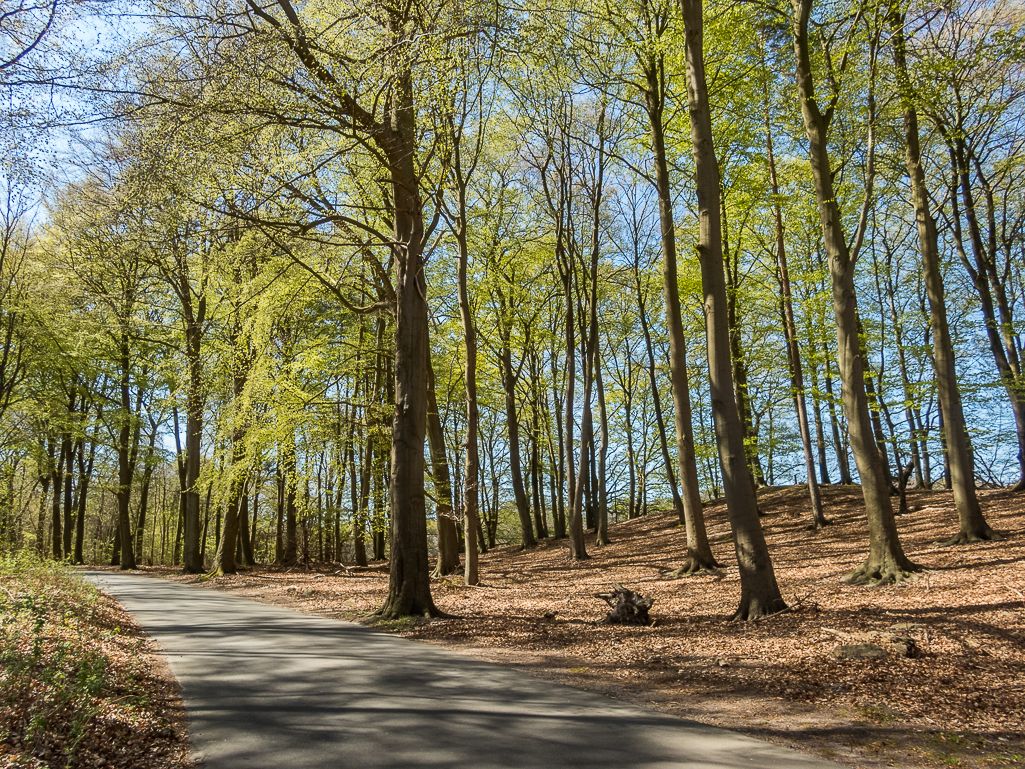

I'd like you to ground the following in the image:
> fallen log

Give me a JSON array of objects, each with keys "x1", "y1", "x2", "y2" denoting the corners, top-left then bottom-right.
[{"x1": 594, "y1": 583, "x2": 654, "y2": 626}]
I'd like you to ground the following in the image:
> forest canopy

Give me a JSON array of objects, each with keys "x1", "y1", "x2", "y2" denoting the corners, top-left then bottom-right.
[{"x1": 0, "y1": 0, "x2": 1022, "y2": 617}]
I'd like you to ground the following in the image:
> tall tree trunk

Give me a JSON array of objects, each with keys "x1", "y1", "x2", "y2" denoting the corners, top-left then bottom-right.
[
  {"x1": 641, "y1": 47, "x2": 717, "y2": 574},
  {"x1": 889, "y1": 6, "x2": 997, "y2": 541},
  {"x1": 182, "y1": 317, "x2": 205, "y2": 573},
  {"x1": 282, "y1": 436, "x2": 298, "y2": 564},
  {"x1": 763, "y1": 61, "x2": 826, "y2": 527},
  {"x1": 36, "y1": 443, "x2": 52, "y2": 557},
  {"x1": 452, "y1": 153, "x2": 481, "y2": 585},
  {"x1": 559, "y1": 241, "x2": 586, "y2": 558},
  {"x1": 116, "y1": 341, "x2": 136, "y2": 571},
  {"x1": 549, "y1": 342, "x2": 567, "y2": 539},
  {"x1": 348, "y1": 417, "x2": 367, "y2": 567},
  {"x1": 722, "y1": 202, "x2": 766, "y2": 488},
  {"x1": 211, "y1": 437, "x2": 248, "y2": 575},
  {"x1": 496, "y1": 298, "x2": 536, "y2": 549},
  {"x1": 943, "y1": 138, "x2": 1025, "y2": 490},
  {"x1": 681, "y1": 0, "x2": 785, "y2": 618},
  {"x1": 427, "y1": 354, "x2": 460, "y2": 576},
  {"x1": 377, "y1": 58, "x2": 438, "y2": 618},
  {"x1": 792, "y1": 0, "x2": 918, "y2": 583},
  {"x1": 636, "y1": 270, "x2": 686, "y2": 522},
  {"x1": 62, "y1": 437, "x2": 76, "y2": 558},
  {"x1": 595, "y1": 354, "x2": 610, "y2": 545},
  {"x1": 51, "y1": 437, "x2": 67, "y2": 560},
  {"x1": 134, "y1": 428, "x2": 158, "y2": 560}
]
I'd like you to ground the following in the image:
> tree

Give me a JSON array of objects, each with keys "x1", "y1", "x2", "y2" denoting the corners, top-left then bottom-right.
[
  {"x1": 679, "y1": 0, "x2": 786, "y2": 619},
  {"x1": 792, "y1": 0, "x2": 920, "y2": 583},
  {"x1": 887, "y1": 2, "x2": 999, "y2": 543},
  {"x1": 239, "y1": 0, "x2": 452, "y2": 617}
]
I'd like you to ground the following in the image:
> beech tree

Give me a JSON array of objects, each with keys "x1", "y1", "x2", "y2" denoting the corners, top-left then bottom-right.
[
  {"x1": 886, "y1": 1, "x2": 1000, "y2": 543},
  {"x1": 792, "y1": 0, "x2": 920, "y2": 584},
  {"x1": 679, "y1": 0, "x2": 786, "y2": 619}
]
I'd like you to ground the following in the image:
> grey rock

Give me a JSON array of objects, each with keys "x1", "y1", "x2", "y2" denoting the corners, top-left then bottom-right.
[{"x1": 834, "y1": 643, "x2": 888, "y2": 659}]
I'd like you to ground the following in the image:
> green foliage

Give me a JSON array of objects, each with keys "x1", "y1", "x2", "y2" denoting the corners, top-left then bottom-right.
[{"x1": 0, "y1": 552, "x2": 108, "y2": 762}]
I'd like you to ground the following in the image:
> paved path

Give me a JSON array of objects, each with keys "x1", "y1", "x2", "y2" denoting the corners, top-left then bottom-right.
[{"x1": 84, "y1": 572, "x2": 839, "y2": 769}]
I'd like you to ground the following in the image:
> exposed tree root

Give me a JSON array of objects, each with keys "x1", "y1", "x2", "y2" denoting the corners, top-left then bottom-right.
[
  {"x1": 1012, "y1": 477, "x2": 1025, "y2": 493},
  {"x1": 730, "y1": 595, "x2": 788, "y2": 621},
  {"x1": 431, "y1": 561, "x2": 461, "y2": 579},
  {"x1": 841, "y1": 559, "x2": 923, "y2": 586},
  {"x1": 661, "y1": 564, "x2": 724, "y2": 580},
  {"x1": 936, "y1": 528, "x2": 1005, "y2": 547},
  {"x1": 374, "y1": 600, "x2": 451, "y2": 620},
  {"x1": 661, "y1": 551, "x2": 722, "y2": 579},
  {"x1": 809, "y1": 517, "x2": 834, "y2": 531}
]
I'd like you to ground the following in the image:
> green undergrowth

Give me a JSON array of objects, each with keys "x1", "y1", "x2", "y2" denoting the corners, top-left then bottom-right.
[{"x1": 0, "y1": 552, "x2": 163, "y2": 768}]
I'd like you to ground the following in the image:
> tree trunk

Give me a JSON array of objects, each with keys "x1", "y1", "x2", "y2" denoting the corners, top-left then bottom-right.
[
  {"x1": 427, "y1": 354, "x2": 460, "y2": 576},
  {"x1": 636, "y1": 271, "x2": 686, "y2": 522},
  {"x1": 642, "y1": 49, "x2": 718, "y2": 574},
  {"x1": 452, "y1": 154, "x2": 481, "y2": 585},
  {"x1": 763, "y1": 61, "x2": 826, "y2": 527},
  {"x1": 62, "y1": 437, "x2": 76, "y2": 558},
  {"x1": 792, "y1": 0, "x2": 918, "y2": 584},
  {"x1": 376, "y1": 55, "x2": 439, "y2": 618},
  {"x1": 889, "y1": 6, "x2": 997, "y2": 542},
  {"x1": 349, "y1": 419, "x2": 367, "y2": 567},
  {"x1": 182, "y1": 319, "x2": 205, "y2": 573},
  {"x1": 284, "y1": 436, "x2": 298, "y2": 565},
  {"x1": 51, "y1": 437, "x2": 68, "y2": 560},
  {"x1": 595, "y1": 352, "x2": 610, "y2": 545},
  {"x1": 681, "y1": 0, "x2": 785, "y2": 618},
  {"x1": 496, "y1": 298, "x2": 537, "y2": 549}
]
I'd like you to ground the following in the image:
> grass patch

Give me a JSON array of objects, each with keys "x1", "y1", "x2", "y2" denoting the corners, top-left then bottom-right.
[
  {"x1": 366, "y1": 615, "x2": 417, "y2": 632},
  {"x1": 0, "y1": 552, "x2": 176, "y2": 768}
]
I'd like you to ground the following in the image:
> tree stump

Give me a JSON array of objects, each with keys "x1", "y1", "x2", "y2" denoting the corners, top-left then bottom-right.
[{"x1": 594, "y1": 583, "x2": 654, "y2": 625}]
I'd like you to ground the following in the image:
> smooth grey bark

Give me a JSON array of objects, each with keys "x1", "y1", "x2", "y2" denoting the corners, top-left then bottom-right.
[
  {"x1": 792, "y1": 0, "x2": 919, "y2": 583},
  {"x1": 888, "y1": 6, "x2": 998, "y2": 542},
  {"x1": 638, "y1": 28, "x2": 717, "y2": 573},
  {"x1": 681, "y1": 0, "x2": 785, "y2": 619}
]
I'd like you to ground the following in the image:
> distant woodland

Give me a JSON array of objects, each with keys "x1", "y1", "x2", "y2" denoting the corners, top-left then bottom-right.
[{"x1": 0, "y1": 0, "x2": 1021, "y2": 617}]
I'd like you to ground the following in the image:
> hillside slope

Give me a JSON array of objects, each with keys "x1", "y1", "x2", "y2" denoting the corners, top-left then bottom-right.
[{"x1": 148, "y1": 486, "x2": 1024, "y2": 769}]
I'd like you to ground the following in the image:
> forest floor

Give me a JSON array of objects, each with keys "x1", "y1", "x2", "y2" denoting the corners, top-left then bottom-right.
[{"x1": 134, "y1": 485, "x2": 1022, "y2": 769}]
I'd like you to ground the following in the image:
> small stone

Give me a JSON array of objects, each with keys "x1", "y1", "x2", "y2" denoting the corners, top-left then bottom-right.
[
  {"x1": 716, "y1": 658, "x2": 730, "y2": 667},
  {"x1": 889, "y1": 636, "x2": 919, "y2": 658},
  {"x1": 834, "y1": 643, "x2": 887, "y2": 659}
]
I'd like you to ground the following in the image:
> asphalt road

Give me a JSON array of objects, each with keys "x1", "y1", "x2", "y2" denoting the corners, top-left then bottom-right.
[{"x1": 83, "y1": 571, "x2": 840, "y2": 769}]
